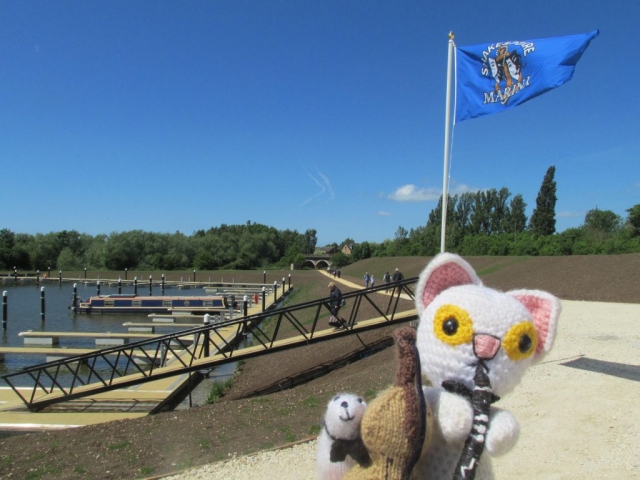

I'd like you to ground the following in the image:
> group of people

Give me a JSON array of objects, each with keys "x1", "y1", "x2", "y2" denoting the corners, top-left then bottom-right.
[
  {"x1": 363, "y1": 268, "x2": 404, "y2": 291},
  {"x1": 328, "y1": 268, "x2": 404, "y2": 329}
]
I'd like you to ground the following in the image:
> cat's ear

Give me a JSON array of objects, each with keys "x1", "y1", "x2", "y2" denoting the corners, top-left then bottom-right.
[
  {"x1": 416, "y1": 253, "x2": 481, "y2": 315},
  {"x1": 508, "y1": 290, "x2": 561, "y2": 357}
]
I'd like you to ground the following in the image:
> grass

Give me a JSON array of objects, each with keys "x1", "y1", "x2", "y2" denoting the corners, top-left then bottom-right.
[
  {"x1": 108, "y1": 440, "x2": 131, "y2": 450},
  {"x1": 308, "y1": 424, "x2": 322, "y2": 436},
  {"x1": 476, "y1": 256, "x2": 530, "y2": 276},
  {"x1": 138, "y1": 466, "x2": 155, "y2": 476},
  {"x1": 198, "y1": 438, "x2": 212, "y2": 449},
  {"x1": 301, "y1": 395, "x2": 321, "y2": 409},
  {"x1": 279, "y1": 426, "x2": 296, "y2": 443},
  {"x1": 205, "y1": 378, "x2": 234, "y2": 404}
]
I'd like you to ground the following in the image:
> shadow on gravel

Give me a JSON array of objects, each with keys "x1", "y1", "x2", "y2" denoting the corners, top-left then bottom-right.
[{"x1": 561, "y1": 357, "x2": 640, "y2": 382}]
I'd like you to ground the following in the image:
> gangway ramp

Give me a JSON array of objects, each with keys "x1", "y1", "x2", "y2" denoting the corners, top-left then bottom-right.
[{"x1": 2, "y1": 278, "x2": 418, "y2": 411}]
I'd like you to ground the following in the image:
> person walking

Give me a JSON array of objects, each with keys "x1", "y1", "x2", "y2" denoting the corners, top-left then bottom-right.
[
  {"x1": 383, "y1": 271, "x2": 391, "y2": 292},
  {"x1": 370, "y1": 274, "x2": 375, "y2": 289},
  {"x1": 328, "y1": 282, "x2": 345, "y2": 328},
  {"x1": 363, "y1": 272, "x2": 370, "y2": 289},
  {"x1": 392, "y1": 268, "x2": 404, "y2": 283}
]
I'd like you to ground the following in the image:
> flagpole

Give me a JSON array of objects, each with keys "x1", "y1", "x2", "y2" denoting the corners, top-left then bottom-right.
[{"x1": 440, "y1": 32, "x2": 455, "y2": 253}]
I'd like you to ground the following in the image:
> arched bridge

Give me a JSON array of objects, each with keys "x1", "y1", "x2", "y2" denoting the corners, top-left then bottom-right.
[{"x1": 302, "y1": 255, "x2": 332, "y2": 269}]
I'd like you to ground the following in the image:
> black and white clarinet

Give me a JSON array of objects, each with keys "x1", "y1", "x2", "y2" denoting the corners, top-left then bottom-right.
[{"x1": 444, "y1": 361, "x2": 499, "y2": 480}]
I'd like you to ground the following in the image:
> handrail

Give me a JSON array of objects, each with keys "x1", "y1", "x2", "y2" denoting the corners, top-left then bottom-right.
[{"x1": 2, "y1": 277, "x2": 418, "y2": 411}]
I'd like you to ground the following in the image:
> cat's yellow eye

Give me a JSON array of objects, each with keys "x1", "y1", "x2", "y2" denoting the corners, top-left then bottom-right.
[
  {"x1": 503, "y1": 321, "x2": 538, "y2": 360},
  {"x1": 433, "y1": 304, "x2": 473, "y2": 346}
]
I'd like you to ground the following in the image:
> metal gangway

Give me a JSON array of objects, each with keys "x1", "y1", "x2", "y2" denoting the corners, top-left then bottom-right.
[{"x1": 2, "y1": 278, "x2": 418, "y2": 411}]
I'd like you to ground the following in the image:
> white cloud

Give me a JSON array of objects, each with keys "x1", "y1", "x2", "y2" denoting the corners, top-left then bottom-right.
[
  {"x1": 376, "y1": 211, "x2": 392, "y2": 216},
  {"x1": 387, "y1": 182, "x2": 476, "y2": 202},
  {"x1": 388, "y1": 184, "x2": 440, "y2": 202}
]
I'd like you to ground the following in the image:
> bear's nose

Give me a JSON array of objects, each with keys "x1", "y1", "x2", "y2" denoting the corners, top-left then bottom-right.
[{"x1": 341, "y1": 401, "x2": 348, "y2": 408}]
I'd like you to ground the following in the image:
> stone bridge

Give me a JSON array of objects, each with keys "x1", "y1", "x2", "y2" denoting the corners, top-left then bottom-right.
[{"x1": 301, "y1": 254, "x2": 332, "y2": 269}]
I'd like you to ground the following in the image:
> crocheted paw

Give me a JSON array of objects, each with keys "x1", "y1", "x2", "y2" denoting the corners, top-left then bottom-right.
[
  {"x1": 485, "y1": 408, "x2": 520, "y2": 457},
  {"x1": 423, "y1": 387, "x2": 473, "y2": 444}
]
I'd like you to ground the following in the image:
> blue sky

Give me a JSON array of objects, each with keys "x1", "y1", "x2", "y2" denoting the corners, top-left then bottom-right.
[{"x1": 1, "y1": 1, "x2": 637, "y2": 247}]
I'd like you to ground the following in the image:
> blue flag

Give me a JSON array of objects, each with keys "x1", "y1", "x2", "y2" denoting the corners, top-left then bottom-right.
[{"x1": 455, "y1": 30, "x2": 599, "y2": 122}]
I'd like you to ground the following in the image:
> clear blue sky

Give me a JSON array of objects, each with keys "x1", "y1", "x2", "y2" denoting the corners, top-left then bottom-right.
[{"x1": 2, "y1": 1, "x2": 637, "y2": 246}]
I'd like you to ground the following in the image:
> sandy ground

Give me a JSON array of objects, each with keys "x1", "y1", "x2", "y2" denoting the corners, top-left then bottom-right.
[{"x1": 168, "y1": 299, "x2": 640, "y2": 479}]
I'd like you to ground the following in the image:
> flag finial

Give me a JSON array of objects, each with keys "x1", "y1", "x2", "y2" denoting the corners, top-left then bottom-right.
[{"x1": 448, "y1": 31, "x2": 455, "y2": 40}]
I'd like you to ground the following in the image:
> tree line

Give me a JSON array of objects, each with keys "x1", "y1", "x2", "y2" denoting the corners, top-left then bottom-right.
[
  {"x1": 330, "y1": 167, "x2": 640, "y2": 266},
  {"x1": 3, "y1": 167, "x2": 639, "y2": 272},
  {"x1": 0, "y1": 222, "x2": 318, "y2": 272}
]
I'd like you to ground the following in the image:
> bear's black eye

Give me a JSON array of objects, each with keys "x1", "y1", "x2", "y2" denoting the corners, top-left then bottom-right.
[
  {"x1": 519, "y1": 334, "x2": 532, "y2": 353},
  {"x1": 357, "y1": 397, "x2": 363, "y2": 403},
  {"x1": 443, "y1": 318, "x2": 459, "y2": 336}
]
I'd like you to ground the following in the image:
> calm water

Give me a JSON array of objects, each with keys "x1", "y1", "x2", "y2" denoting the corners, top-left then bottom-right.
[{"x1": 0, "y1": 280, "x2": 213, "y2": 385}]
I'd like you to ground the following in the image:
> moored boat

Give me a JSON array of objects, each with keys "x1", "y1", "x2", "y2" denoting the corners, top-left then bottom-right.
[{"x1": 75, "y1": 294, "x2": 233, "y2": 314}]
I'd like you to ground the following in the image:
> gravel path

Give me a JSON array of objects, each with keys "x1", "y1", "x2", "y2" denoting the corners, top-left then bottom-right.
[{"x1": 164, "y1": 440, "x2": 318, "y2": 480}]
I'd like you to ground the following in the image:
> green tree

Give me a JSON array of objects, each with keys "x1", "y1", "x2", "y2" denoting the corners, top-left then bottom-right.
[
  {"x1": 505, "y1": 194, "x2": 528, "y2": 239},
  {"x1": 583, "y1": 208, "x2": 622, "y2": 244},
  {"x1": 529, "y1": 166, "x2": 557, "y2": 235},
  {"x1": 625, "y1": 204, "x2": 640, "y2": 237}
]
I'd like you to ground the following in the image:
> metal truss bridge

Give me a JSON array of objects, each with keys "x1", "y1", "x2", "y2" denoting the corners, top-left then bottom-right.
[{"x1": 2, "y1": 278, "x2": 418, "y2": 411}]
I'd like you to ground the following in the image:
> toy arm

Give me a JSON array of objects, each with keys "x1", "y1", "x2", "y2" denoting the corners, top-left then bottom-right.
[
  {"x1": 485, "y1": 407, "x2": 519, "y2": 457},
  {"x1": 422, "y1": 386, "x2": 473, "y2": 444}
]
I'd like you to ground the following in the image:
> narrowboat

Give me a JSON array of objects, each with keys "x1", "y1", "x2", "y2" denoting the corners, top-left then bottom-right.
[{"x1": 76, "y1": 294, "x2": 232, "y2": 314}]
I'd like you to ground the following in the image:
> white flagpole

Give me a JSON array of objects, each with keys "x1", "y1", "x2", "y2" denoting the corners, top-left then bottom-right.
[{"x1": 440, "y1": 32, "x2": 455, "y2": 253}]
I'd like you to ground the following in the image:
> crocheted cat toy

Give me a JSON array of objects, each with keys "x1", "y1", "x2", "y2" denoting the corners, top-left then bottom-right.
[
  {"x1": 317, "y1": 393, "x2": 370, "y2": 480},
  {"x1": 412, "y1": 252, "x2": 561, "y2": 480}
]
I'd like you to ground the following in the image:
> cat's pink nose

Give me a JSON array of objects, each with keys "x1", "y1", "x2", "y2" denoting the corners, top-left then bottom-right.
[{"x1": 474, "y1": 334, "x2": 500, "y2": 359}]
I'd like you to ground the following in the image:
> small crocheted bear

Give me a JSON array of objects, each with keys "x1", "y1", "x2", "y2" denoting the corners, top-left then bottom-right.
[{"x1": 317, "y1": 393, "x2": 370, "y2": 480}]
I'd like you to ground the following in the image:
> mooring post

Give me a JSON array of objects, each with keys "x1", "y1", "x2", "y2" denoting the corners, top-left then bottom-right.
[
  {"x1": 72, "y1": 283, "x2": 77, "y2": 313},
  {"x1": 2, "y1": 291, "x2": 7, "y2": 330},
  {"x1": 273, "y1": 280, "x2": 277, "y2": 303},
  {"x1": 288, "y1": 274, "x2": 291, "y2": 290},
  {"x1": 263, "y1": 270, "x2": 266, "y2": 284},
  {"x1": 47, "y1": 267, "x2": 51, "y2": 281},
  {"x1": 203, "y1": 314, "x2": 210, "y2": 357},
  {"x1": 36, "y1": 270, "x2": 40, "y2": 285},
  {"x1": 84, "y1": 267, "x2": 87, "y2": 279},
  {"x1": 193, "y1": 269, "x2": 196, "y2": 283},
  {"x1": 161, "y1": 274, "x2": 165, "y2": 294},
  {"x1": 97, "y1": 281, "x2": 101, "y2": 296},
  {"x1": 149, "y1": 275, "x2": 153, "y2": 296},
  {"x1": 125, "y1": 268, "x2": 128, "y2": 280},
  {"x1": 118, "y1": 277, "x2": 122, "y2": 294},
  {"x1": 282, "y1": 277, "x2": 285, "y2": 295},
  {"x1": 243, "y1": 299, "x2": 248, "y2": 317},
  {"x1": 59, "y1": 270, "x2": 62, "y2": 285},
  {"x1": 261, "y1": 286, "x2": 265, "y2": 312},
  {"x1": 40, "y1": 287, "x2": 45, "y2": 322},
  {"x1": 13, "y1": 268, "x2": 17, "y2": 285},
  {"x1": 134, "y1": 277, "x2": 138, "y2": 295}
]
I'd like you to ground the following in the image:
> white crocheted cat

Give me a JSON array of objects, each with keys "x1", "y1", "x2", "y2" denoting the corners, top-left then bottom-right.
[{"x1": 412, "y1": 253, "x2": 561, "y2": 479}]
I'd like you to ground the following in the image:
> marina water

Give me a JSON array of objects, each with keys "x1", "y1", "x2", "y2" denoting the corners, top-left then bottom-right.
[{"x1": 0, "y1": 281, "x2": 217, "y2": 388}]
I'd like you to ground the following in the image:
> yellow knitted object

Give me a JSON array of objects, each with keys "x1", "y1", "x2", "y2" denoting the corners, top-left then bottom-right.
[
  {"x1": 344, "y1": 327, "x2": 431, "y2": 480},
  {"x1": 344, "y1": 387, "x2": 431, "y2": 480}
]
